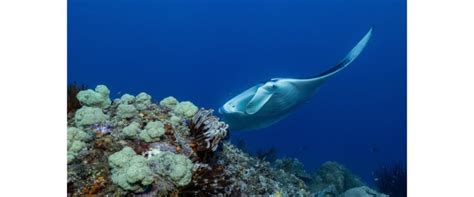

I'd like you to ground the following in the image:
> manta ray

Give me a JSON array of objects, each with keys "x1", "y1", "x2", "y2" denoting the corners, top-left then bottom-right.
[{"x1": 219, "y1": 28, "x2": 373, "y2": 131}]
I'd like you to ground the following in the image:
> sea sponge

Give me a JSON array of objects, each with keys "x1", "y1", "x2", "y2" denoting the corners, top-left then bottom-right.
[
  {"x1": 148, "y1": 151, "x2": 193, "y2": 187},
  {"x1": 122, "y1": 122, "x2": 141, "y2": 139},
  {"x1": 117, "y1": 104, "x2": 138, "y2": 119},
  {"x1": 139, "y1": 121, "x2": 165, "y2": 142},
  {"x1": 74, "y1": 106, "x2": 107, "y2": 127},
  {"x1": 76, "y1": 85, "x2": 111, "y2": 108},
  {"x1": 160, "y1": 96, "x2": 179, "y2": 109},
  {"x1": 174, "y1": 101, "x2": 198, "y2": 118},
  {"x1": 67, "y1": 127, "x2": 92, "y2": 164},
  {"x1": 108, "y1": 147, "x2": 154, "y2": 192},
  {"x1": 135, "y1": 92, "x2": 152, "y2": 110}
]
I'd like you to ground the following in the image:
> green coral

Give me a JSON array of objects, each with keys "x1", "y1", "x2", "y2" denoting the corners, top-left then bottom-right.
[
  {"x1": 108, "y1": 147, "x2": 154, "y2": 192},
  {"x1": 76, "y1": 84, "x2": 111, "y2": 108},
  {"x1": 135, "y1": 92, "x2": 152, "y2": 110},
  {"x1": 149, "y1": 151, "x2": 193, "y2": 187},
  {"x1": 174, "y1": 101, "x2": 198, "y2": 118},
  {"x1": 310, "y1": 161, "x2": 364, "y2": 194},
  {"x1": 139, "y1": 121, "x2": 165, "y2": 142},
  {"x1": 119, "y1": 94, "x2": 135, "y2": 104},
  {"x1": 74, "y1": 106, "x2": 107, "y2": 127},
  {"x1": 122, "y1": 122, "x2": 141, "y2": 139},
  {"x1": 117, "y1": 104, "x2": 138, "y2": 119},
  {"x1": 169, "y1": 115, "x2": 181, "y2": 126},
  {"x1": 159, "y1": 96, "x2": 179, "y2": 109},
  {"x1": 67, "y1": 127, "x2": 92, "y2": 164}
]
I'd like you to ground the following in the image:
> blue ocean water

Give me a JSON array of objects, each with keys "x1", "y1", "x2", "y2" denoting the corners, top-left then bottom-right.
[{"x1": 68, "y1": 0, "x2": 406, "y2": 186}]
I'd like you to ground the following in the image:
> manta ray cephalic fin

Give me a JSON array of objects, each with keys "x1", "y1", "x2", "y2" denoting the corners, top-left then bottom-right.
[{"x1": 245, "y1": 86, "x2": 275, "y2": 114}]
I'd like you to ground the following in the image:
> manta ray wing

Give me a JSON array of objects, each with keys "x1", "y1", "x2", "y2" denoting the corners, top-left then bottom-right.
[{"x1": 309, "y1": 27, "x2": 373, "y2": 81}]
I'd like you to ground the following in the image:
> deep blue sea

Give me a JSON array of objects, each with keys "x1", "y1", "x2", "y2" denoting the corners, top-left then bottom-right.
[{"x1": 68, "y1": 0, "x2": 406, "y2": 186}]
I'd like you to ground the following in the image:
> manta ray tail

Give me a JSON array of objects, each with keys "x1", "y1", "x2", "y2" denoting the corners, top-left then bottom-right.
[{"x1": 309, "y1": 27, "x2": 373, "y2": 81}]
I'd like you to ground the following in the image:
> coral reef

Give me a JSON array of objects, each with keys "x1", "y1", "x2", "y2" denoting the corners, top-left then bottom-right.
[
  {"x1": 254, "y1": 147, "x2": 278, "y2": 162},
  {"x1": 310, "y1": 161, "x2": 364, "y2": 194},
  {"x1": 215, "y1": 143, "x2": 310, "y2": 195},
  {"x1": 67, "y1": 127, "x2": 92, "y2": 164},
  {"x1": 373, "y1": 162, "x2": 407, "y2": 197},
  {"x1": 76, "y1": 85, "x2": 111, "y2": 109},
  {"x1": 139, "y1": 121, "x2": 165, "y2": 142},
  {"x1": 274, "y1": 157, "x2": 312, "y2": 182},
  {"x1": 74, "y1": 106, "x2": 108, "y2": 128},
  {"x1": 175, "y1": 101, "x2": 199, "y2": 118},
  {"x1": 67, "y1": 85, "x2": 312, "y2": 196},
  {"x1": 148, "y1": 150, "x2": 193, "y2": 187},
  {"x1": 340, "y1": 186, "x2": 389, "y2": 197},
  {"x1": 189, "y1": 108, "x2": 228, "y2": 152},
  {"x1": 108, "y1": 147, "x2": 154, "y2": 192},
  {"x1": 116, "y1": 104, "x2": 138, "y2": 119}
]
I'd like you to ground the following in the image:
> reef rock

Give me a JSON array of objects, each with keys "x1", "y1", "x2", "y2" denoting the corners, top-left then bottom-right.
[
  {"x1": 310, "y1": 161, "x2": 364, "y2": 194},
  {"x1": 340, "y1": 186, "x2": 389, "y2": 197}
]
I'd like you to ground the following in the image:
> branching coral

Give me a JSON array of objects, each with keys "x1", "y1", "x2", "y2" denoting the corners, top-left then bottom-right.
[{"x1": 189, "y1": 108, "x2": 228, "y2": 152}]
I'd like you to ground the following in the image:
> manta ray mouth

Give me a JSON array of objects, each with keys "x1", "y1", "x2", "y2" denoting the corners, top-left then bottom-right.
[{"x1": 218, "y1": 107, "x2": 224, "y2": 114}]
